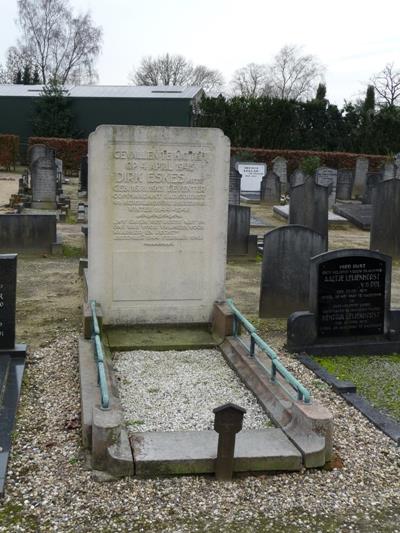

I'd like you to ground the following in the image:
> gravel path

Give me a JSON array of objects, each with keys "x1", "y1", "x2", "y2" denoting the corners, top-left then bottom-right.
[
  {"x1": 114, "y1": 349, "x2": 271, "y2": 433},
  {"x1": 1, "y1": 332, "x2": 399, "y2": 532}
]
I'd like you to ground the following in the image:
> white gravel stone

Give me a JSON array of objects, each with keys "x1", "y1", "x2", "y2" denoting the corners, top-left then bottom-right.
[{"x1": 114, "y1": 349, "x2": 271, "y2": 432}]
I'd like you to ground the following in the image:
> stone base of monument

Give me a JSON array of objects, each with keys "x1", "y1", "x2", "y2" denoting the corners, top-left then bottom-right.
[
  {"x1": 287, "y1": 310, "x2": 400, "y2": 356},
  {"x1": 0, "y1": 344, "x2": 27, "y2": 497},
  {"x1": 31, "y1": 201, "x2": 57, "y2": 210}
]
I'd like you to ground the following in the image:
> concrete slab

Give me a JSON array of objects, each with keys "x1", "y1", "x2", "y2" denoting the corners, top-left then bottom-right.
[
  {"x1": 333, "y1": 203, "x2": 372, "y2": 230},
  {"x1": 131, "y1": 429, "x2": 302, "y2": 477},
  {"x1": 273, "y1": 204, "x2": 348, "y2": 225},
  {"x1": 104, "y1": 325, "x2": 218, "y2": 351}
]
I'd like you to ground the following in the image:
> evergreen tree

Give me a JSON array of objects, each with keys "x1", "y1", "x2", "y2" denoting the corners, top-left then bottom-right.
[
  {"x1": 15, "y1": 69, "x2": 23, "y2": 84},
  {"x1": 32, "y1": 78, "x2": 76, "y2": 137},
  {"x1": 315, "y1": 83, "x2": 327, "y2": 101},
  {"x1": 22, "y1": 64, "x2": 31, "y2": 84},
  {"x1": 32, "y1": 67, "x2": 40, "y2": 84},
  {"x1": 363, "y1": 85, "x2": 375, "y2": 113}
]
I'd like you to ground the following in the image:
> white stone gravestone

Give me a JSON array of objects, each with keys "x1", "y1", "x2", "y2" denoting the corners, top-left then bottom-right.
[
  {"x1": 88, "y1": 125, "x2": 230, "y2": 325},
  {"x1": 236, "y1": 162, "x2": 266, "y2": 192}
]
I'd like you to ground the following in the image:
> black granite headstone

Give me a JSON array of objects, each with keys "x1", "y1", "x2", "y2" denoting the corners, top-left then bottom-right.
[
  {"x1": 0, "y1": 254, "x2": 17, "y2": 350},
  {"x1": 317, "y1": 255, "x2": 386, "y2": 337}
]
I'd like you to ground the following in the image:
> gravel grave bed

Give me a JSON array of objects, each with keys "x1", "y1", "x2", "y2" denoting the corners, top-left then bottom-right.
[{"x1": 114, "y1": 349, "x2": 272, "y2": 433}]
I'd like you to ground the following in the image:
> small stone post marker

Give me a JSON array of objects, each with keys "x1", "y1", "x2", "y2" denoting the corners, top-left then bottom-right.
[
  {"x1": 0, "y1": 254, "x2": 17, "y2": 350},
  {"x1": 213, "y1": 403, "x2": 246, "y2": 481}
]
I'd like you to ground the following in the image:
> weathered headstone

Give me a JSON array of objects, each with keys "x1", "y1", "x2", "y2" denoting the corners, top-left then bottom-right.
[
  {"x1": 289, "y1": 177, "x2": 328, "y2": 249},
  {"x1": 227, "y1": 205, "x2": 256, "y2": 257},
  {"x1": 363, "y1": 171, "x2": 382, "y2": 205},
  {"x1": 0, "y1": 254, "x2": 17, "y2": 350},
  {"x1": 236, "y1": 162, "x2": 266, "y2": 192},
  {"x1": 55, "y1": 158, "x2": 63, "y2": 194},
  {"x1": 383, "y1": 160, "x2": 395, "y2": 180},
  {"x1": 289, "y1": 169, "x2": 305, "y2": 190},
  {"x1": 213, "y1": 403, "x2": 246, "y2": 481},
  {"x1": 272, "y1": 156, "x2": 287, "y2": 191},
  {"x1": 0, "y1": 214, "x2": 57, "y2": 253},
  {"x1": 88, "y1": 125, "x2": 230, "y2": 324},
  {"x1": 353, "y1": 157, "x2": 369, "y2": 199},
  {"x1": 259, "y1": 225, "x2": 326, "y2": 318},
  {"x1": 260, "y1": 170, "x2": 281, "y2": 205},
  {"x1": 336, "y1": 169, "x2": 354, "y2": 201},
  {"x1": 228, "y1": 157, "x2": 241, "y2": 205},
  {"x1": 315, "y1": 166, "x2": 337, "y2": 208},
  {"x1": 370, "y1": 178, "x2": 400, "y2": 259},
  {"x1": 28, "y1": 144, "x2": 54, "y2": 165},
  {"x1": 287, "y1": 249, "x2": 400, "y2": 355},
  {"x1": 79, "y1": 154, "x2": 88, "y2": 193},
  {"x1": 31, "y1": 156, "x2": 57, "y2": 209},
  {"x1": 395, "y1": 153, "x2": 400, "y2": 178}
]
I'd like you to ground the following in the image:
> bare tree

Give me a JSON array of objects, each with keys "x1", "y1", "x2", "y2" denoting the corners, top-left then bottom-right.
[
  {"x1": 371, "y1": 63, "x2": 400, "y2": 107},
  {"x1": 268, "y1": 45, "x2": 324, "y2": 101},
  {"x1": 231, "y1": 63, "x2": 270, "y2": 97},
  {"x1": 15, "y1": 0, "x2": 102, "y2": 84},
  {"x1": 130, "y1": 53, "x2": 224, "y2": 92}
]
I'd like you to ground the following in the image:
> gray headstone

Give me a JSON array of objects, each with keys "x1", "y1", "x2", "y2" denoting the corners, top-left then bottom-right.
[
  {"x1": 31, "y1": 156, "x2": 57, "y2": 209},
  {"x1": 229, "y1": 157, "x2": 241, "y2": 205},
  {"x1": 260, "y1": 170, "x2": 281, "y2": 205},
  {"x1": 383, "y1": 160, "x2": 395, "y2": 180},
  {"x1": 370, "y1": 178, "x2": 400, "y2": 259},
  {"x1": 55, "y1": 158, "x2": 63, "y2": 192},
  {"x1": 395, "y1": 153, "x2": 400, "y2": 179},
  {"x1": 363, "y1": 171, "x2": 383, "y2": 205},
  {"x1": 28, "y1": 144, "x2": 55, "y2": 167},
  {"x1": 272, "y1": 157, "x2": 287, "y2": 190},
  {"x1": 227, "y1": 205, "x2": 250, "y2": 256},
  {"x1": 336, "y1": 169, "x2": 354, "y2": 201},
  {"x1": 289, "y1": 169, "x2": 305, "y2": 191},
  {"x1": 259, "y1": 225, "x2": 326, "y2": 318},
  {"x1": 289, "y1": 177, "x2": 328, "y2": 249},
  {"x1": 353, "y1": 157, "x2": 369, "y2": 199},
  {"x1": 315, "y1": 167, "x2": 337, "y2": 208},
  {"x1": 0, "y1": 254, "x2": 17, "y2": 350},
  {"x1": 79, "y1": 154, "x2": 88, "y2": 193},
  {"x1": 0, "y1": 214, "x2": 57, "y2": 253}
]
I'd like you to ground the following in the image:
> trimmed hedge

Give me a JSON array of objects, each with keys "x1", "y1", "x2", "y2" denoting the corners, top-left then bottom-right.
[
  {"x1": 231, "y1": 147, "x2": 388, "y2": 173},
  {"x1": 26, "y1": 136, "x2": 388, "y2": 175},
  {"x1": 28, "y1": 137, "x2": 88, "y2": 174},
  {"x1": 0, "y1": 134, "x2": 19, "y2": 171}
]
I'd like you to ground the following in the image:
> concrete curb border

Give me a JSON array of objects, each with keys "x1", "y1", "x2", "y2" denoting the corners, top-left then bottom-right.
[{"x1": 296, "y1": 352, "x2": 400, "y2": 445}]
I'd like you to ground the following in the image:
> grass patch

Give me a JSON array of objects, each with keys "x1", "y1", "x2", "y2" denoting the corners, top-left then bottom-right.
[
  {"x1": 62, "y1": 244, "x2": 82, "y2": 257},
  {"x1": 314, "y1": 354, "x2": 400, "y2": 421}
]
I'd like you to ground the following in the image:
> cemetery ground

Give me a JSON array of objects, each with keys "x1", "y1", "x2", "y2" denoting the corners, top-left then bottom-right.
[{"x1": 0, "y1": 178, "x2": 399, "y2": 531}]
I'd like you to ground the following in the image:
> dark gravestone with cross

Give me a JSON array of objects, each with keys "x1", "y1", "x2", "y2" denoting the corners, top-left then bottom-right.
[{"x1": 213, "y1": 403, "x2": 246, "y2": 480}]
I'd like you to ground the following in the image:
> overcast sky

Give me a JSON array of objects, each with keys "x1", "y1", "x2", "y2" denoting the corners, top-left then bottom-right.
[{"x1": 1, "y1": 0, "x2": 400, "y2": 106}]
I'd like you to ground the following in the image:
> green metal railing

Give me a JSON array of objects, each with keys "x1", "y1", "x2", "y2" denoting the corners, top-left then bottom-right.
[
  {"x1": 90, "y1": 300, "x2": 110, "y2": 409},
  {"x1": 226, "y1": 299, "x2": 311, "y2": 404}
]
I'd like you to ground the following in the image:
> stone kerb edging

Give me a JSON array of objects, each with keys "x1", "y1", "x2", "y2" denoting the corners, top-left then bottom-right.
[{"x1": 213, "y1": 303, "x2": 333, "y2": 467}]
